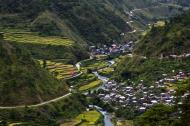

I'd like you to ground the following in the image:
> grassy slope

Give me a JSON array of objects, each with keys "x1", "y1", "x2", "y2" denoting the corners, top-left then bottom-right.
[{"x1": 0, "y1": 40, "x2": 68, "y2": 106}]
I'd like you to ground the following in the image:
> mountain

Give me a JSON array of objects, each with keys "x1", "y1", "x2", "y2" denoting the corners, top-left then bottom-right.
[
  {"x1": 114, "y1": 10, "x2": 190, "y2": 84},
  {"x1": 135, "y1": 10, "x2": 190, "y2": 57},
  {"x1": 0, "y1": 0, "x2": 131, "y2": 45},
  {"x1": 0, "y1": 40, "x2": 68, "y2": 106},
  {"x1": 0, "y1": 0, "x2": 188, "y2": 46}
]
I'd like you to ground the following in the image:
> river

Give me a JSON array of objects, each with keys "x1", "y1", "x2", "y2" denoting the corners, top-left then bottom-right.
[
  {"x1": 92, "y1": 60, "x2": 115, "y2": 126},
  {"x1": 93, "y1": 106, "x2": 114, "y2": 126},
  {"x1": 77, "y1": 60, "x2": 115, "y2": 126}
]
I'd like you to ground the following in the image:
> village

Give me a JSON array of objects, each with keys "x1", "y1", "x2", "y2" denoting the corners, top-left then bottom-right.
[
  {"x1": 95, "y1": 71, "x2": 190, "y2": 113},
  {"x1": 89, "y1": 41, "x2": 134, "y2": 56}
]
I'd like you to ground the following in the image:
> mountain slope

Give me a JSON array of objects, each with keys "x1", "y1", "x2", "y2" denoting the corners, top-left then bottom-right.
[
  {"x1": 0, "y1": 0, "x2": 131, "y2": 45},
  {"x1": 0, "y1": 0, "x2": 188, "y2": 45},
  {"x1": 114, "y1": 11, "x2": 190, "y2": 84},
  {"x1": 135, "y1": 10, "x2": 190, "y2": 57},
  {"x1": 0, "y1": 40, "x2": 68, "y2": 106}
]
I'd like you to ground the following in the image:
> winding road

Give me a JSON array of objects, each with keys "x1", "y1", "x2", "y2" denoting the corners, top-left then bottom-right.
[
  {"x1": 0, "y1": 93, "x2": 71, "y2": 110},
  {"x1": 0, "y1": 62, "x2": 83, "y2": 109},
  {"x1": 0, "y1": 60, "x2": 115, "y2": 126}
]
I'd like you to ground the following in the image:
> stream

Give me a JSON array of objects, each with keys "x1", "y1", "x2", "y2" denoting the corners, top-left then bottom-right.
[
  {"x1": 94, "y1": 106, "x2": 114, "y2": 126},
  {"x1": 92, "y1": 60, "x2": 115, "y2": 126},
  {"x1": 77, "y1": 60, "x2": 115, "y2": 126}
]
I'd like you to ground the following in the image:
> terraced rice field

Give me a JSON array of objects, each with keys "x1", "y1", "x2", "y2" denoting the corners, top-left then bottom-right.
[
  {"x1": 39, "y1": 60, "x2": 78, "y2": 80},
  {"x1": 3, "y1": 33, "x2": 74, "y2": 46},
  {"x1": 79, "y1": 80, "x2": 102, "y2": 91},
  {"x1": 76, "y1": 110, "x2": 102, "y2": 126},
  {"x1": 61, "y1": 110, "x2": 102, "y2": 126}
]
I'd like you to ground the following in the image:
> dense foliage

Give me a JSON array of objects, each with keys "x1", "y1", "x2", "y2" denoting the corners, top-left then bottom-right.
[
  {"x1": 134, "y1": 104, "x2": 176, "y2": 126},
  {"x1": 10, "y1": 41, "x2": 88, "y2": 64},
  {"x1": 0, "y1": 93, "x2": 87, "y2": 126},
  {"x1": 0, "y1": 41, "x2": 68, "y2": 106},
  {"x1": 114, "y1": 56, "x2": 190, "y2": 84},
  {"x1": 135, "y1": 10, "x2": 190, "y2": 57},
  {"x1": 0, "y1": 0, "x2": 131, "y2": 45},
  {"x1": 0, "y1": 0, "x2": 187, "y2": 45}
]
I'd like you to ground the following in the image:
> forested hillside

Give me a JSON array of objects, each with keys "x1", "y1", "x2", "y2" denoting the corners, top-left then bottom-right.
[
  {"x1": 114, "y1": 10, "x2": 190, "y2": 84},
  {"x1": 0, "y1": 40, "x2": 68, "y2": 106},
  {"x1": 135, "y1": 10, "x2": 190, "y2": 57},
  {"x1": 0, "y1": 0, "x2": 190, "y2": 125},
  {"x1": 0, "y1": 0, "x2": 187, "y2": 45},
  {"x1": 0, "y1": 0, "x2": 130, "y2": 45}
]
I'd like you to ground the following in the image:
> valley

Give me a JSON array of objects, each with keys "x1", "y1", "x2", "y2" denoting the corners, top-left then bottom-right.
[{"x1": 0, "y1": 0, "x2": 190, "y2": 126}]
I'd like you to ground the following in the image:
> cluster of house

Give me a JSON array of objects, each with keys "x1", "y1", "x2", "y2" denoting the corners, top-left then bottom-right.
[
  {"x1": 89, "y1": 41, "x2": 134, "y2": 56},
  {"x1": 96, "y1": 71, "x2": 190, "y2": 112}
]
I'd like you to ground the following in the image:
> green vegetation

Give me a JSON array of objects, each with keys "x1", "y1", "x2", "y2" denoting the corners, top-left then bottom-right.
[
  {"x1": 0, "y1": 93, "x2": 88, "y2": 126},
  {"x1": 114, "y1": 11, "x2": 190, "y2": 126},
  {"x1": 0, "y1": 1, "x2": 190, "y2": 125},
  {"x1": 79, "y1": 80, "x2": 103, "y2": 91},
  {"x1": 133, "y1": 4, "x2": 182, "y2": 26},
  {"x1": 76, "y1": 110, "x2": 102, "y2": 126},
  {"x1": 98, "y1": 67, "x2": 114, "y2": 77},
  {"x1": 134, "y1": 104, "x2": 175, "y2": 126},
  {"x1": 39, "y1": 60, "x2": 78, "y2": 80},
  {"x1": 114, "y1": 11, "x2": 190, "y2": 85},
  {"x1": 135, "y1": 10, "x2": 190, "y2": 57},
  {"x1": 61, "y1": 110, "x2": 102, "y2": 126},
  {"x1": 114, "y1": 56, "x2": 190, "y2": 84},
  {"x1": 67, "y1": 69, "x2": 102, "y2": 91},
  {"x1": 1, "y1": 0, "x2": 188, "y2": 45},
  {"x1": 95, "y1": 55, "x2": 109, "y2": 60},
  {"x1": 81, "y1": 59, "x2": 109, "y2": 71},
  {"x1": 67, "y1": 73, "x2": 97, "y2": 87},
  {"x1": 4, "y1": 33, "x2": 74, "y2": 46},
  {"x1": 0, "y1": 0, "x2": 131, "y2": 45},
  {"x1": 133, "y1": 78, "x2": 190, "y2": 126},
  {"x1": 2, "y1": 32, "x2": 88, "y2": 63},
  {"x1": 0, "y1": 40, "x2": 68, "y2": 106}
]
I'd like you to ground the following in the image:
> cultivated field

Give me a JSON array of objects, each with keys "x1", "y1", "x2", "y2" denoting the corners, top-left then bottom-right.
[
  {"x1": 4, "y1": 33, "x2": 74, "y2": 46},
  {"x1": 39, "y1": 60, "x2": 78, "y2": 80},
  {"x1": 79, "y1": 80, "x2": 102, "y2": 91},
  {"x1": 61, "y1": 110, "x2": 102, "y2": 126}
]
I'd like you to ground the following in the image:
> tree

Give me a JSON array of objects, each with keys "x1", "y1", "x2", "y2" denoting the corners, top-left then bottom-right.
[{"x1": 134, "y1": 104, "x2": 175, "y2": 126}]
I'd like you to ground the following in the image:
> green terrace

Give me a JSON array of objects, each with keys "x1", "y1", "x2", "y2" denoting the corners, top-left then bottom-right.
[
  {"x1": 3, "y1": 32, "x2": 74, "y2": 46},
  {"x1": 61, "y1": 110, "x2": 103, "y2": 126},
  {"x1": 39, "y1": 60, "x2": 79, "y2": 80},
  {"x1": 78, "y1": 80, "x2": 103, "y2": 91},
  {"x1": 1, "y1": 31, "x2": 87, "y2": 61}
]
